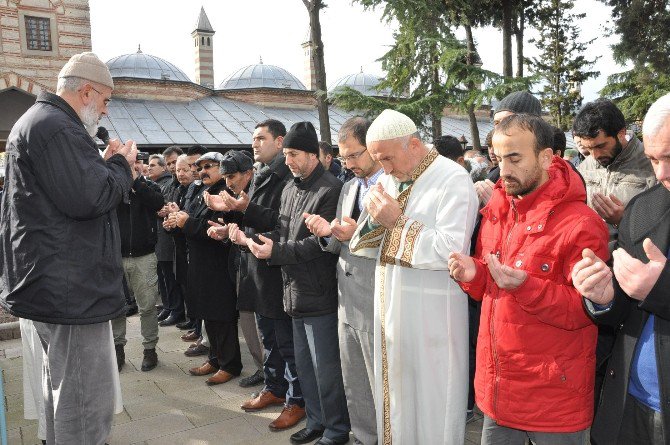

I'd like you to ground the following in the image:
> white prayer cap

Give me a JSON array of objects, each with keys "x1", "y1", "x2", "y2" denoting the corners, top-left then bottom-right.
[{"x1": 366, "y1": 109, "x2": 417, "y2": 146}]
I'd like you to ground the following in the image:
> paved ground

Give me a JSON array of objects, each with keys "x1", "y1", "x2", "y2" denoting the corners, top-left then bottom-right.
[{"x1": 0, "y1": 315, "x2": 484, "y2": 444}]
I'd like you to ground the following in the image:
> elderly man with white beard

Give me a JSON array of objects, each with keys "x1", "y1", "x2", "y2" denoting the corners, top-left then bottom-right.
[{"x1": 0, "y1": 52, "x2": 136, "y2": 444}]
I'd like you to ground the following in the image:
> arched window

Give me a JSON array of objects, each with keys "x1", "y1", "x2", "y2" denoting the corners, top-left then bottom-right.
[
  {"x1": 201, "y1": 37, "x2": 205, "y2": 45},
  {"x1": 207, "y1": 37, "x2": 210, "y2": 46},
  {"x1": 195, "y1": 39, "x2": 197, "y2": 47}
]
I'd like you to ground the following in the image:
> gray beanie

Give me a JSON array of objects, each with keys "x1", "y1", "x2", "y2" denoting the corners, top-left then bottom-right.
[
  {"x1": 496, "y1": 91, "x2": 541, "y2": 116},
  {"x1": 58, "y1": 52, "x2": 114, "y2": 89}
]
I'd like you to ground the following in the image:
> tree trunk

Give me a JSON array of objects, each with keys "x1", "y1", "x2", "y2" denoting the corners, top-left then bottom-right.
[
  {"x1": 502, "y1": 0, "x2": 514, "y2": 77},
  {"x1": 515, "y1": 6, "x2": 525, "y2": 78},
  {"x1": 304, "y1": 0, "x2": 331, "y2": 144},
  {"x1": 464, "y1": 24, "x2": 481, "y2": 150}
]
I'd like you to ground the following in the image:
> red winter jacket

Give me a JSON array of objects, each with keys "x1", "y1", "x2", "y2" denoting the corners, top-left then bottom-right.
[{"x1": 460, "y1": 157, "x2": 609, "y2": 432}]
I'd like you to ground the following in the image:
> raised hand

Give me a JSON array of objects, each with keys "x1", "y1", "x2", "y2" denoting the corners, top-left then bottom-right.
[
  {"x1": 247, "y1": 234, "x2": 273, "y2": 259},
  {"x1": 303, "y1": 212, "x2": 332, "y2": 237},
  {"x1": 448, "y1": 252, "x2": 477, "y2": 283},
  {"x1": 331, "y1": 216, "x2": 357, "y2": 242},
  {"x1": 593, "y1": 193, "x2": 625, "y2": 226},
  {"x1": 612, "y1": 238, "x2": 667, "y2": 300},
  {"x1": 572, "y1": 248, "x2": 614, "y2": 305},
  {"x1": 487, "y1": 254, "x2": 527, "y2": 290}
]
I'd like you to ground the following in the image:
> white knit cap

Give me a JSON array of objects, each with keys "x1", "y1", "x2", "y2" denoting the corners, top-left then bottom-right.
[
  {"x1": 58, "y1": 52, "x2": 114, "y2": 89},
  {"x1": 366, "y1": 109, "x2": 417, "y2": 145}
]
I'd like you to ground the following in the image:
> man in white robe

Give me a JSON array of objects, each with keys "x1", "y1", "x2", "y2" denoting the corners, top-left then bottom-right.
[{"x1": 349, "y1": 109, "x2": 478, "y2": 444}]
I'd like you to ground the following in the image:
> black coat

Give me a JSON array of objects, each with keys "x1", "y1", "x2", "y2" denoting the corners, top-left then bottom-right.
[
  {"x1": 237, "y1": 153, "x2": 292, "y2": 319},
  {"x1": 116, "y1": 177, "x2": 164, "y2": 257},
  {"x1": 181, "y1": 179, "x2": 240, "y2": 322},
  {"x1": 267, "y1": 163, "x2": 342, "y2": 318},
  {"x1": 0, "y1": 92, "x2": 132, "y2": 324},
  {"x1": 589, "y1": 183, "x2": 670, "y2": 444},
  {"x1": 153, "y1": 172, "x2": 174, "y2": 262}
]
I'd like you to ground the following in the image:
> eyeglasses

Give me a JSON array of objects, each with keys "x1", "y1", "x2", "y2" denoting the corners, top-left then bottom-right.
[
  {"x1": 197, "y1": 163, "x2": 219, "y2": 172},
  {"x1": 340, "y1": 148, "x2": 368, "y2": 162},
  {"x1": 88, "y1": 85, "x2": 111, "y2": 105}
]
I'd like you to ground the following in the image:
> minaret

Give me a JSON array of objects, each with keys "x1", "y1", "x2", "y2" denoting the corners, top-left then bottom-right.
[
  {"x1": 301, "y1": 30, "x2": 316, "y2": 91},
  {"x1": 191, "y1": 6, "x2": 215, "y2": 88}
]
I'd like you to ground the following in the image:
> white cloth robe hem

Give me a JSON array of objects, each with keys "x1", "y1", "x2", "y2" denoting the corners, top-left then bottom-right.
[{"x1": 350, "y1": 155, "x2": 478, "y2": 445}]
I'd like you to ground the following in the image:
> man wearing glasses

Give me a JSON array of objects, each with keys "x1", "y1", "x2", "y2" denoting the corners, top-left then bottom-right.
[
  {"x1": 1, "y1": 52, "x2": 136, "y2": 444},
  {"x1": 304, "y1": 116, "x2": 382, "y2": 445}
]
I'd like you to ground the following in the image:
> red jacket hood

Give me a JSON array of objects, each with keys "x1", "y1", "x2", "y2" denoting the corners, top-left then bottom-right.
[{"x1": 484, "y1": 156, "x2": 586, "y2": 224}]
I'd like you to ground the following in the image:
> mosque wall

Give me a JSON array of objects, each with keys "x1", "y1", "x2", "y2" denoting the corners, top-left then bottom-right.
[{"x1": 0, "y1": 0, "x2": 92, "y2": 93}]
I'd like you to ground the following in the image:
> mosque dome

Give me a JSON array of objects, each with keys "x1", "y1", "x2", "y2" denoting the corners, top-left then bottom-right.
[
  {"x1": 329, "y1": 71, "x2": 392, "y2": 97},
  {"x1": 106, "y1": 47, "x2": 192, "y2": 82},
  {"x1": 218, "y1": 62, "x2": 306, "y2": 90}
]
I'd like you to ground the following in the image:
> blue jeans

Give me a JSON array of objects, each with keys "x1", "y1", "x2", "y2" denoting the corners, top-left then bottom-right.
[
  {"x1": 256, "y1": 314, "x2": 303, "y2": 407},
  {"x1": 293, "y1": 313, "x2": 350, "y2": 440}
]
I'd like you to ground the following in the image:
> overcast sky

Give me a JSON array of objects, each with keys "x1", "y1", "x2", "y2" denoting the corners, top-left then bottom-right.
[{"x1": 89, "y1": 0, "x2": 626, "y2": 103}]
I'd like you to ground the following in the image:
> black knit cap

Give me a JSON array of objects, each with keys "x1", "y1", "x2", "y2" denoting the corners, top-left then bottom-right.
[
  {"x1": 496, "y1": 91, "x2": 542, "y2": 116},
  {"x1": 220, "y1": 150, "x2": 254, "y2": 175},
  {"x1": 283, "y1": 121, "x2": 319, "y2": 154}
]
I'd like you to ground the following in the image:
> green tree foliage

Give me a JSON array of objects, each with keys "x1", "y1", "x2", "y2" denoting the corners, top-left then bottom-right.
[
  {"x1": 599, "y1": 0, "x2": 670, "y2": 123},
  {"x1": 601, "y1": 67, "x2": 670, "y2": 123},
  {"x1": 529, "y1": 0, "x2": 599, "y2": 130},
  {"x1": 334, "y1": 0, "x2": 531, "y2": 145}
]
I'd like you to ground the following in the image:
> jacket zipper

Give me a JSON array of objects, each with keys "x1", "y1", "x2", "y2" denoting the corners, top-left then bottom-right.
[{"x1": 491, "y1": 199, "x2": 518, "y2": 417}]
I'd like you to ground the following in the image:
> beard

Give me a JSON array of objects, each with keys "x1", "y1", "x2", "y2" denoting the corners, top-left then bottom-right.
[
  {"x1": 596, "y1": 139, "x2": 623, "y2": 167},
  {"x1": 502, "y1": 164, "x2": 543, "y2": 197},
  {"x1": 80, "y1": 101, "x2": 100, "y2": 137}
]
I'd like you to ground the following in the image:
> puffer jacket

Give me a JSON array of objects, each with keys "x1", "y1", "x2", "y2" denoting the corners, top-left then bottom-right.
[{"x1": 460, "y1": 156, "x2": 609, "y2": 432}]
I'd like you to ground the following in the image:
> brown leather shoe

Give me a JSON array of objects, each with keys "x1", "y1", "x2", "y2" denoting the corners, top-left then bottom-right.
[
  {"x1": 206, "y1": 370, "x2": 235, "y2": 386},
  {"x1": 181, "y1": 331, "x2": 200, "y2": 342},
  {"x1": 241, "y1": 389, "x2": 285, "y2": 412},
  {"x1": 189, "y1": 362, "x2": 217, "y2": 376},
  {"x1": 269, "y1": 404, "x2": 306, "y2": 431}
]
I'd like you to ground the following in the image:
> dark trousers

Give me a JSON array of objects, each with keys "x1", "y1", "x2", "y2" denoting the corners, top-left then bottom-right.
[
  {"x1": 157, "y1": 260, "x2": 184, "y2": 318},
  {"x1": 204, "y1": 319, "x2": 242, "y2": 376},
  {"x1": 293, "y1": 313, "x2": 350, "y2": 440},
  {"x1": 468, "y1": 298, "x2": 481, "y2": 411},
  {"x1": 617, "y1": 396, "x2": 665, "y2": 445},
  {"x1": 257, "y1": 314, "x2": 303, "y2": 406}
]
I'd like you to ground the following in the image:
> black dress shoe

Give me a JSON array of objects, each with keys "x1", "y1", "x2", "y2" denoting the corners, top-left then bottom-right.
[
  {"x1": 290, "y1": 428, "x2": 325, "y2": 444},
  {"x1": 315, "y1": 436, "x2": 349, "y2": 445},
  {"x1": 157, "y1": 309, "x2": 171, "y2": 321},
  {"x1": 176, "y1": 320, "x2": 196, "y2": 330},
  {"x1": 159, "y1": 314, "x2": 185, "y2": 327},
  {"x1": 239, "y1": 369, "x2": 265, "y2": 387}
]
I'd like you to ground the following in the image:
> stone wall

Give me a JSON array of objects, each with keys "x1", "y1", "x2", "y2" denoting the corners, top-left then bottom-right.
[
  {"x1": 0, "y1": 0, "x2": 92, "y2": 93},
  {"x1": 219, "y1": 89, "x2": 316, "y2": 109}
]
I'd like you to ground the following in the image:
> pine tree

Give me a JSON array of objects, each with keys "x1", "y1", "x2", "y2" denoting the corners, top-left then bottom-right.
[{"x1": 529, "y1": 0, "x2": 599, "y2": 130}]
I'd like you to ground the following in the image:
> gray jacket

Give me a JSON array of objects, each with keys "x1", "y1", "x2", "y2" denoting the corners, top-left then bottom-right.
[
  {"x1": 320, "y1": 178, "x2": 375, "y2": 332},
  {"x1": 578, "y1": 136, "x2": 656, "y2": 249}
]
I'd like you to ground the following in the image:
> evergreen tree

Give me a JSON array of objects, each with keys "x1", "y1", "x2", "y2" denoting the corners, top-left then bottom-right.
[
  {"x1": 529, "y1": 0, "x2": 599, "y2": 130},
  {"x1": 598, "y1": 0, "x2": 670, "y2": 123},
  {"x1": 335, "y1": 0, "x2": 530, "y2": 144}
]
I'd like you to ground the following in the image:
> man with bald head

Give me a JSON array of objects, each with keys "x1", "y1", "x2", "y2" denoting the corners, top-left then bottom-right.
[
  {"x1": 0, "y1": 52, "x2": 136, "y2": 444},
  {"x1": 349, "y1": 109, "x2": 478, "y2": 444}
]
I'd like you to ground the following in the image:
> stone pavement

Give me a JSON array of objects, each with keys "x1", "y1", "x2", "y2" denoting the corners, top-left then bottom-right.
[{"x1": 0, "y1": 315, "x2": 484, "y2": 444}]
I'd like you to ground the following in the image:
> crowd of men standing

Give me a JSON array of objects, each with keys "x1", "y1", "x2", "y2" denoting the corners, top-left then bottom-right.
[{"x1": 1, "y1": 51, "x2": 670, "y2": 445}]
